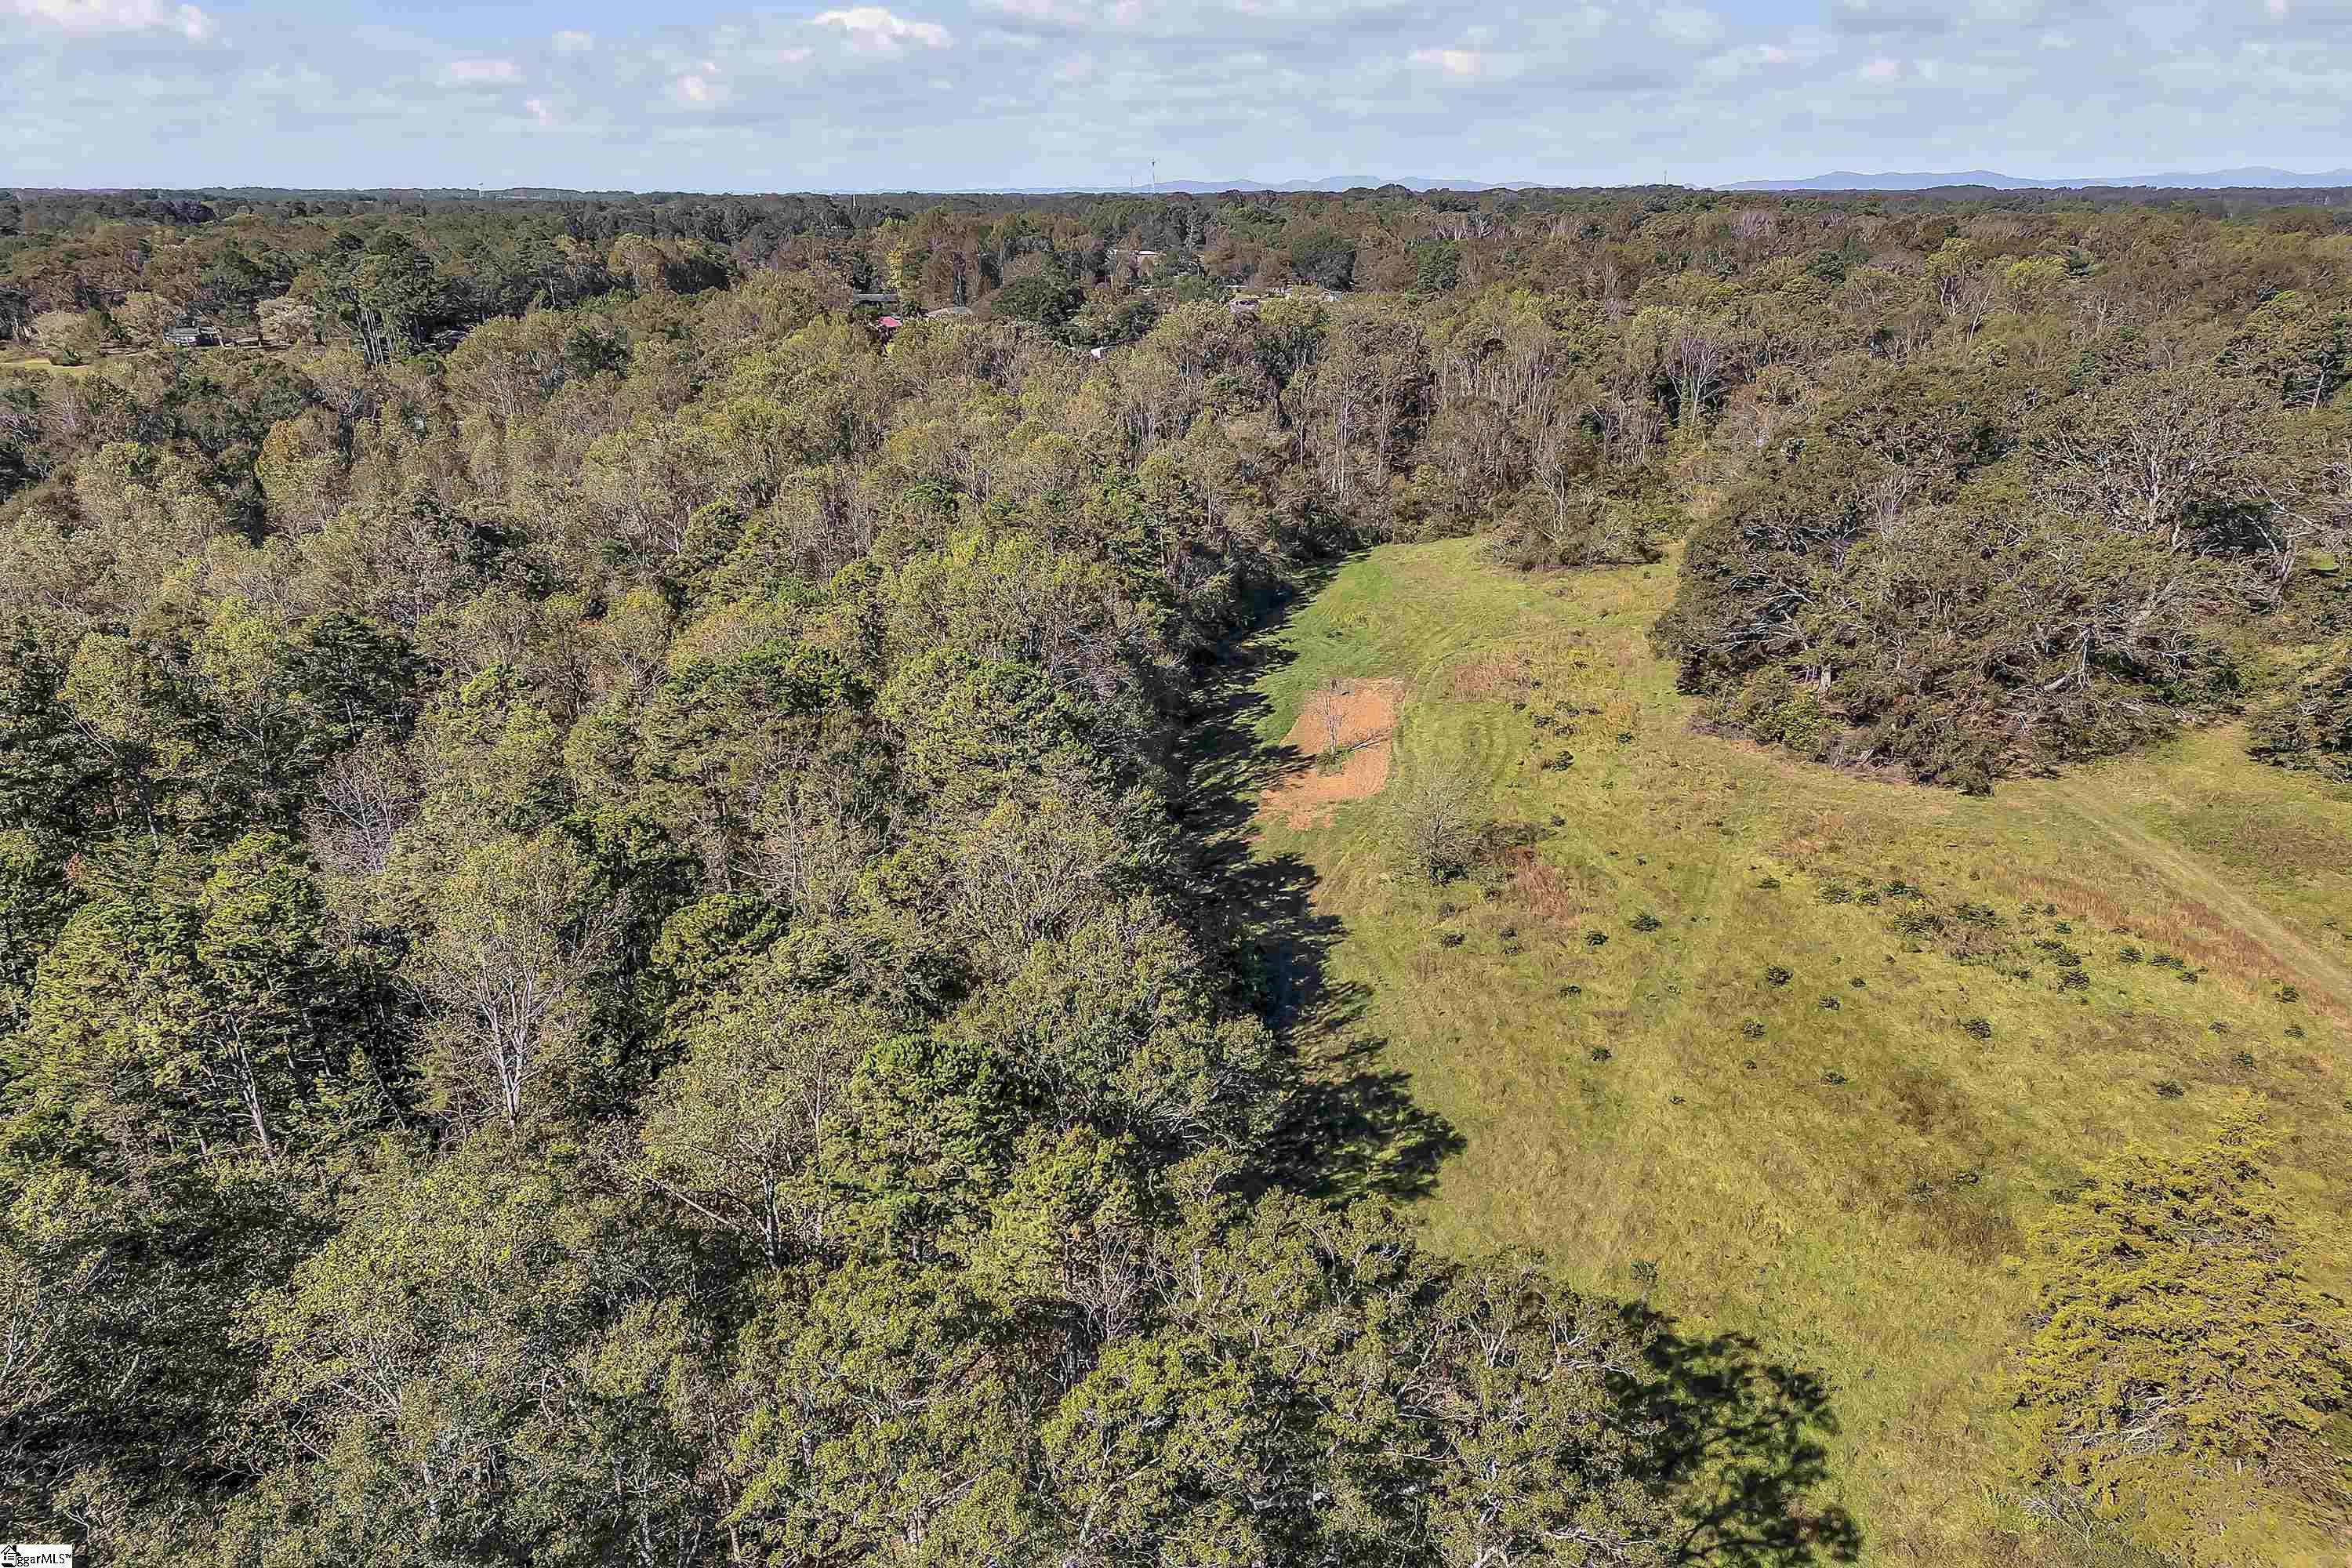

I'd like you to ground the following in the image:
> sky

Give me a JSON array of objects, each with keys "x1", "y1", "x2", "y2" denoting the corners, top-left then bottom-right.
[{"x1": 3, "y1": 0, "x2": 2349, "y2": 191}]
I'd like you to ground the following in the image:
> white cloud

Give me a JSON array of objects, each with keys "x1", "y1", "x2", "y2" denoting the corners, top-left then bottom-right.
[
  {"x1": 1653, "y1": 8, "x2": 1722, "y2": 45},
  {"x1": 1409, "y1": 46, "x2": 1482, "y2": 76},
  {"x1": 1830, "y1": 0, "x2": 1949, "y2": 34},
  {"x1": 437, "y1": 58, "x2": 522, "y2": 88},
  {"x1": 811, "y1": 6, "x2": 949, "y2": 53},
  {"x1": 5, "y1": 0, "x2": 210, "y2": 40},
  {"x1": 1701, "y1": 41, "x2": 1792, "y2": 78},
  {"x1": 10, "y1": 0, "x2": 2352, "y2": 194}
]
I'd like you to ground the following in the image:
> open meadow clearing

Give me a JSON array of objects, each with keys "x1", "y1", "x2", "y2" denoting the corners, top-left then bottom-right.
[{"x1": 1236, "y1": 538, "x2": 2352, "y2": 1566}]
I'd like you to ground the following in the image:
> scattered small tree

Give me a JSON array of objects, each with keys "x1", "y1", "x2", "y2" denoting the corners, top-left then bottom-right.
[
  {"x1": 1385, "y1": 762, "x2": 1483, "y2": 882},
  {"x1": 1314, "y1": 677, "x2": 1352, "y2": 757}
]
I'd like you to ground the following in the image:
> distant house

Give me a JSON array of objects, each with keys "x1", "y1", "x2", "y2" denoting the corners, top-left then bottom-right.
[
  {"x1": 162, "y1": 325, "x2": 220, "y2": 348},
  {"x1": 1227, "y1": 296, "x2": 1260, "y2": 319},
  {"x1": 850, "y1": 292, "x2": 899, "y2": 307}
]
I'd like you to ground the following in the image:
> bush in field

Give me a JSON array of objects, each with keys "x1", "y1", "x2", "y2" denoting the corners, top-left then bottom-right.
[
  {"x1": 2248, "y1": 643, "x2": 2352, "y2": 782},
  {"x1": 1384, "y1": 764, "x2": 1486, "y2": 882}
]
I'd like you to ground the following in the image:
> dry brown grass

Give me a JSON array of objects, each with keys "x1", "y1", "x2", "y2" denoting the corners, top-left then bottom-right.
[
  {"x1": 1445, "y1": 651, "x2": 1536, "y2": 702},
  {"x1": 2004, "y1": 869, "x2": 2352, "y2": 1029},
  {"x1": 1495, "y1": 846, "x2": 1596, "y2": 931}
]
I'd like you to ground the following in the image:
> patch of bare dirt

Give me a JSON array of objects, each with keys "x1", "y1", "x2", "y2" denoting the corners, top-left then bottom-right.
[{"x1": 1260, "y1": 678, "x2": 1403, "y2": 829}]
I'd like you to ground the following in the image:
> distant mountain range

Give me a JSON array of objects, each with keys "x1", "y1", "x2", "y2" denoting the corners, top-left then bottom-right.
[
  {"x1": 22, "y1": 169, "x2": 2350, "y2": 202},
  {"x1": 1726, "y1": 167, "x2": 2352, "y2": 191},
  {"x1": 985, "y1": 176, "x2": 1512, "y2": 194}
]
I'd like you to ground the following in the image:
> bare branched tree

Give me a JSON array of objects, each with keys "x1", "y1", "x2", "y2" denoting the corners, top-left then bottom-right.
[
  {"x1": 1384, "y1": 760, "x2": 1485, "y2": 882},
  {"x1": 408, "y1": 830, "x2": 621, "y2": 1131}
]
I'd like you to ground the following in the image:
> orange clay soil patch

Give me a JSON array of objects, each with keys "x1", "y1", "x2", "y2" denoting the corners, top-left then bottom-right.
[{"x1": 1260, "y1": 678, "x2": 1403, "y2": 829}]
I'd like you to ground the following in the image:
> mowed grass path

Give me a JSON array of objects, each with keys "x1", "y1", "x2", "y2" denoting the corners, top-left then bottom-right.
[{"x1": 1243, "y1": 539, "x2": 2352, "y2": 1566}]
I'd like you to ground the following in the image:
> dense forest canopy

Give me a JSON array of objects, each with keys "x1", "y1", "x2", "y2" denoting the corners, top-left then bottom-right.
[{"x1": 2, "y1": 182, "x2": 2350, "y2": 1565}]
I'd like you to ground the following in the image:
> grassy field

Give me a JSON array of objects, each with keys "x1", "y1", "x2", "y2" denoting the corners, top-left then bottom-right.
[
  {"x1": 1238, "y1": 538, "x2": 2352, "y2": 1566},
  {"x1": 0, "y1": 355, "x2": 97, "y2": 378}
]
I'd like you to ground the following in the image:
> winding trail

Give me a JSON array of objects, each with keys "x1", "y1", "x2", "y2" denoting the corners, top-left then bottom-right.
[{"x1": 2038, "y1": 774, "x2": 2352, "y2": 1014}]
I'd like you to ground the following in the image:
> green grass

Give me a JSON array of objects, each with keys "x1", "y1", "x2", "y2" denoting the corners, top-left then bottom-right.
[
  {"x1": 0, "y1": 356, "x2": 97, "y2": 379},
  {"x1": 1245, "y1": 538, "x2": 2352, "y2": 1566}
]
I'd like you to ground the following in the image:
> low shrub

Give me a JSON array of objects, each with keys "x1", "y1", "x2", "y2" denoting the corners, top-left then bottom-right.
[
  {"x1": 2247, "y1": 641, "x2": 2352, "y2": 781},
  {"x1": 1764, "y1": 964, "x2": 1793, "y2": 986},
  {"x1": 1960, "y1": 1016, "x2": 1993, "y2": 1040},
  {"x1": 1384, "y1": 764, "x2": 1488, "y2": 882}
]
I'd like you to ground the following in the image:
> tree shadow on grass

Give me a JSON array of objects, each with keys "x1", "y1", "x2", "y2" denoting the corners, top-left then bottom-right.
[
  {"x1": 1179, "y1": 562, "x2": 1854, "y2": 1563},
  {"x1": 1176, "y1": 561, "x2": 1463, "y2": 1204},
  {"x1": 1624, "y1": 1312, "x2": 1864, "y2": 1566},
  {"x1": 1178, "y1": 564, "x2": 1855, "y2": 1560}
]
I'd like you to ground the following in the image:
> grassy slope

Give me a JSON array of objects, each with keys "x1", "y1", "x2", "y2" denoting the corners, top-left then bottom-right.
[
  {"x1": 1245, "y1": 538, "x2": 2352, "y2": 1566},
  {"x1": 0, "y1": 357, "x2": 96, "y2": 378}
]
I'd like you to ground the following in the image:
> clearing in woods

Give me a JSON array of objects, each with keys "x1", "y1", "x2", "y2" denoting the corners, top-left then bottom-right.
[
  {"x1": 1239, "y1": 537, "x2": 2352, "y2": 1567},
  {"x1": 1258, "y1": 677, "x2": 1402, "y2": 828}
]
